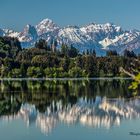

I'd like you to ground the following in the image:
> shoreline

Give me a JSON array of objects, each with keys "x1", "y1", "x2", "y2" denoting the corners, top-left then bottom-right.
[{"x1": 0, "y1": 77, "x2": 132, "y2": 81}]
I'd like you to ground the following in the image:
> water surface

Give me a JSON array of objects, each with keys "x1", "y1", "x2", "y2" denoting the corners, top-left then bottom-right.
[{"x1": 0, "y1": 79, "x2": 140, "y2": 140}]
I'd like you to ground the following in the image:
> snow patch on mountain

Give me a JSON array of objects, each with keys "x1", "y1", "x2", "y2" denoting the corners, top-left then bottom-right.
[
  {"x1": 3, "y1": 29, "x2": 20, "y2": 38},
  {"x1": 36, "y1": 18, "x2": 59, "y2": 35},
  {"x1": 18, "y1": 24, "x2": 38, "y2": 42},
  {"x1": 1, "y1": 18, "x2": 140, "y2": 55}
]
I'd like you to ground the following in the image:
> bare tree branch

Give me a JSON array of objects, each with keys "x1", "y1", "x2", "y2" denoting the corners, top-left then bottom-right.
[{"x1": 120, "y1": 67, "x2": 139, "y2": 81}]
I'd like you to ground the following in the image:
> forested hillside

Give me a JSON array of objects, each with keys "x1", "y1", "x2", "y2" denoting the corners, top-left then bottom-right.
[{"x1": 0, "y1": 36, "x2": 139, "y2": 78}]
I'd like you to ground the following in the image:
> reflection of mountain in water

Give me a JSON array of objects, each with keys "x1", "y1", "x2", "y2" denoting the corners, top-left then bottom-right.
[{"x1": 1, "y1": 97, "x2": 140, "y2": 135}]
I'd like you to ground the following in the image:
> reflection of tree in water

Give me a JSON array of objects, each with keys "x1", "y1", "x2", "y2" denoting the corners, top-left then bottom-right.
[
  {"x1": 1, "y1": 97, "x2": 140, "y2": 136},
  {"x1": 0, "y1": 93, "x2": 21, "y2": 116},
  {"x1": 0, "y1": 79, "x2": 131, "y2": 114},
  {"x1": 0, "y1": 79, "x2": 137, "y2": 136}
]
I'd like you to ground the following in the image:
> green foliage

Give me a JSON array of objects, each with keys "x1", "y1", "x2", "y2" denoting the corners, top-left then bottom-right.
[
  {"x1": 35, "y1": 39, "x2": 49, "y2": 50},
  {"x1": 0, "y1": 37, "x2": 140, "y2": 80},
  {"x1": 129, "y1": 73, "x2": 140, "y2": 96},
  {"x1": 68, "y1": 45, "x2": 79, "y2": 58},
  {"x1": 61, "y1": 44, "x2": 69, "y2": 56},
  {"x1": 44, "y1": 67, "x2": 68, "y2": 78},
  {"x1": 27, "y1": 66, "x2": 43, "y2": 78},
  {"x1": 68, "y1": 67, "x2": 87, "y2": 78},
  {"x1": 106, "y1": 50, "x2": 118, "y2": 57},
  {"x1": 20, "y1": 63, "x2": 27, "y2": 77},
  {"x1": 0, "y1": 64, "x2": 9, "y2": 78},
  {"x1": 8, "y1": 68, "x2": 21, "y2": 78},
  {"x1": 60, "y1": 57, "x2": 70, "y2": 72},
  {"x1": 84, "y1": 56, "x2": 97, "y2": 77},
  {"x1": 0, "y1": 36, "x2": 21, "y2": 59}
]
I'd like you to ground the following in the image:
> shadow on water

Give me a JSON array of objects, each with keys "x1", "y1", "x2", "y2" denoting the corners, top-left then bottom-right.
[{"x1": 129, "y1": 132, "x2": 140, "y2": 136}]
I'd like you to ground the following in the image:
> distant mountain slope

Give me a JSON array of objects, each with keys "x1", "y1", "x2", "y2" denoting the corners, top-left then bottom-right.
[{"x1": 1, "y1": 18, "x2": 140, "y2": 55}]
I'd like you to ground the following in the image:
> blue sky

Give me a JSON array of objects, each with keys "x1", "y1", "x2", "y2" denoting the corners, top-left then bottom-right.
[{"x1": 0, "y1": 0, "x2": 140, "y2": 31}]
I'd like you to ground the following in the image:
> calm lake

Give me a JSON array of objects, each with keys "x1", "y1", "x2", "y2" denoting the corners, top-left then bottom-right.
[{"x1": 0, "y1": 79, "x2": 140, "y2": 140}]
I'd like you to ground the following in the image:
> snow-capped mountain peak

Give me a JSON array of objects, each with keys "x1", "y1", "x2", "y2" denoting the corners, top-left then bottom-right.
[
  {"x1": 1, "y1": 18, "x2": 140, "y2": 55},
  {"x1": 36, "y1": 18, "x2": 60, "y2": 35},
  {"x1": 39, "y1": 18, "x2": 54, "y2": 25}
]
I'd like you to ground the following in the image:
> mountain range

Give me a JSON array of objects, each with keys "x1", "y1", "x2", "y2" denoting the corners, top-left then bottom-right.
[{"x1": 1, "y1": 18, "x2": 140, "y2": 55}]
